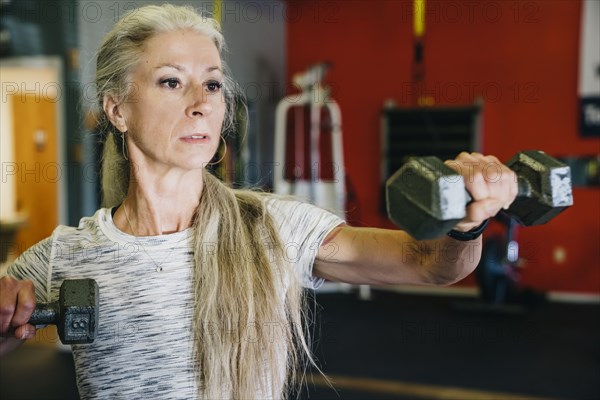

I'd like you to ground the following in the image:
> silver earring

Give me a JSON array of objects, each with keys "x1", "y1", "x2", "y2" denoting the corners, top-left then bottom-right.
[{"x1": 121, "y1": 131, "x2": 129, "y2": 161}]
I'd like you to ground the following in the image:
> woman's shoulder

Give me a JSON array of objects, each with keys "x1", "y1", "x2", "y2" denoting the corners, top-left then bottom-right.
[
  {"x1": 231, "y1": 190, "x2": 345, "y2": 239},
  {"x1": 1, "y1": 209, "x2": 110, "y2": 301},
  {"x1": 264, "y1": 195, "x2": 344, "y2": 235},
  {"x1": 52, "y1": 208, "x2": 108, "y2": 238},
  {"x1": 265, "y1": 194, "x2": 342, "y2": 219},
  {"x1": 34, "y1": 208, "x2": 115, "y2": 253}
]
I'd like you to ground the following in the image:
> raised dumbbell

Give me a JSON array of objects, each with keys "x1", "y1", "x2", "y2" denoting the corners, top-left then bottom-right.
[
  {"x1": 386, "y1": 150, "x2": 573, "y2": 240},
  {"x1": 28, "y1": 279, "x2": 99, "y2": 344}
]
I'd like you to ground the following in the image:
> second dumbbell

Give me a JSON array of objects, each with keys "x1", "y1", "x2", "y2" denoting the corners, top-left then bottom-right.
[{"x1": 29, "y1": 279, "x2": 99, "y2": 344}]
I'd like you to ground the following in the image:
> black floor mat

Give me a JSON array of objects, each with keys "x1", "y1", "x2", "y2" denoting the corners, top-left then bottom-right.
[{"x1": 1, "y1": 290, "x2": 598, "y2": 400}]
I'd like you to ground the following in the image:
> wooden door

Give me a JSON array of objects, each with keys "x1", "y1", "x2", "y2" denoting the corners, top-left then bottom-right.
[{"x1": 11, "y1": 93, "x2": 59, "y2": 255}]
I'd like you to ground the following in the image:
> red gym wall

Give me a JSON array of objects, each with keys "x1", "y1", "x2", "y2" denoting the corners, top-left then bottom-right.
[{"x1": 286, "y1": 0, "x2": 600, "y2": 294}]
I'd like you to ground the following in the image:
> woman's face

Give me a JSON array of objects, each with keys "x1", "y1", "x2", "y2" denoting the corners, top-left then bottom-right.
[{"x1": 116, "y1": 30, "x2": 226, "y2": 171}]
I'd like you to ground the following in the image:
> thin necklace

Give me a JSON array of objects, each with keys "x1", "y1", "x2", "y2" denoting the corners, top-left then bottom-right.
[{"x1": 122, "y1": 200, "x2": 166, "y2": 273}]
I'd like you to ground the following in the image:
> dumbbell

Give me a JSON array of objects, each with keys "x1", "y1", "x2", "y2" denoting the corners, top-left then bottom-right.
[
  {"x1": 386, "y1": 150, "x2": 573, "y2": 240},
  {"x1": 28, "y1": 279, "x2": 99, "y2": 344}
]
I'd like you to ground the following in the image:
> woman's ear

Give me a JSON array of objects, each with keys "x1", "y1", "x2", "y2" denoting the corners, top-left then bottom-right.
[{"x1": 103, "y1": 94, "x2": 127, "y2": 133}]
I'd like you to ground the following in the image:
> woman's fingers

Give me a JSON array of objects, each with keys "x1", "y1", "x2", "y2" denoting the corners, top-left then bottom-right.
[{"x1": 446, "y1": 152, "x2": 518, "y2": 231}]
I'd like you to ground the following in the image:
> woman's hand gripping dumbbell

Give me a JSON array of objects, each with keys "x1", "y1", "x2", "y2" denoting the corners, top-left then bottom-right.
[
  {"x1": 1, "y1": 277, "x2": 99, "y2": 355},
  {"x1": 386, "y1": 150, "x2": 573, "y2": 240}
]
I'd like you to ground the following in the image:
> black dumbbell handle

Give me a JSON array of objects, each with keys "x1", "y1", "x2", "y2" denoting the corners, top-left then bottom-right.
[
  {"x1": 516, "y1": 175, "x2": 532, "y2": 198},
  {"x1": 28, "y1": 302, "x2": 58, "y2": 325}
]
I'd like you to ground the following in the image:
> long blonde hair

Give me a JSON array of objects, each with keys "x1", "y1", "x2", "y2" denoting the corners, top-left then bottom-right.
[{"x1": 96, "y1": 4, "x2": 316, "y2": 398}]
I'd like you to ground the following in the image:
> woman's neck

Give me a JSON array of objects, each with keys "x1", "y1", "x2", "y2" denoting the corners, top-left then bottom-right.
[{"x1": 113, "y1": 167, "x2": 203, "y2": 236}]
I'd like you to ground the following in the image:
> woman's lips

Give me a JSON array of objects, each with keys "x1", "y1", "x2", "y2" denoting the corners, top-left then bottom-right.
[{"x1": 179, "y1": 134, "x2": 210, "y2": 144}]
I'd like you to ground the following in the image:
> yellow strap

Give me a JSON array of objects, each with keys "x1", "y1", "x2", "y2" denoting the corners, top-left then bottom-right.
[
  {"x1": 414, "y1": 0, "x2": 425, "y2": 37},
  {"x1": 213, "y1": 0, "x2": 222, "y2": 24}
]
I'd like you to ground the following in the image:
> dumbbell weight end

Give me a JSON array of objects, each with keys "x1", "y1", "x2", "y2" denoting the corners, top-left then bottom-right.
[
  {"x1": 507, "y1": 151, "x2": 573, "y2": 226},
  {"x1": 386, "y1": 156, "x2": 469, "y2": 240}
]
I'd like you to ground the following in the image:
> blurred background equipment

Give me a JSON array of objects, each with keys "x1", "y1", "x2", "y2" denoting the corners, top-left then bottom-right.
[
  {"x1": 274, "y1": 62, "x2": 365, "y2": 297},
  {"x1": 559, "y1": 155, "x2": 600, "y2": 187},
  {"x1": 273, "y1": 62, "x2": 346, "y2": 218},
  {"x1": 470, "y1": 213, "x2": 548, "y2": 314},
  {"x1": 578, "y1": 0, "x2": 600, "y2": 137}
]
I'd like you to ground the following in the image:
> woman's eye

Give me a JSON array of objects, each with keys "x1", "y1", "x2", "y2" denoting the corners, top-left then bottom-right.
[
  {"x1": 160, "y1": 78, "x2": 181, "y2": 89},
  {"x1": 206, "y1": 81, "x2": 223, "y2": 93}
]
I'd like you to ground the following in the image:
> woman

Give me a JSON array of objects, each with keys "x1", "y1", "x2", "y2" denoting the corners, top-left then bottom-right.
[{"x1": 0, "y1": 4, "x2": 517, "y2": 399}]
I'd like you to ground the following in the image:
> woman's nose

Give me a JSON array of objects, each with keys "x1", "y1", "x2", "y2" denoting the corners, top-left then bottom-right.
[{"x1": 186, "y1": 88, "x2": 212, "y2": 117}]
